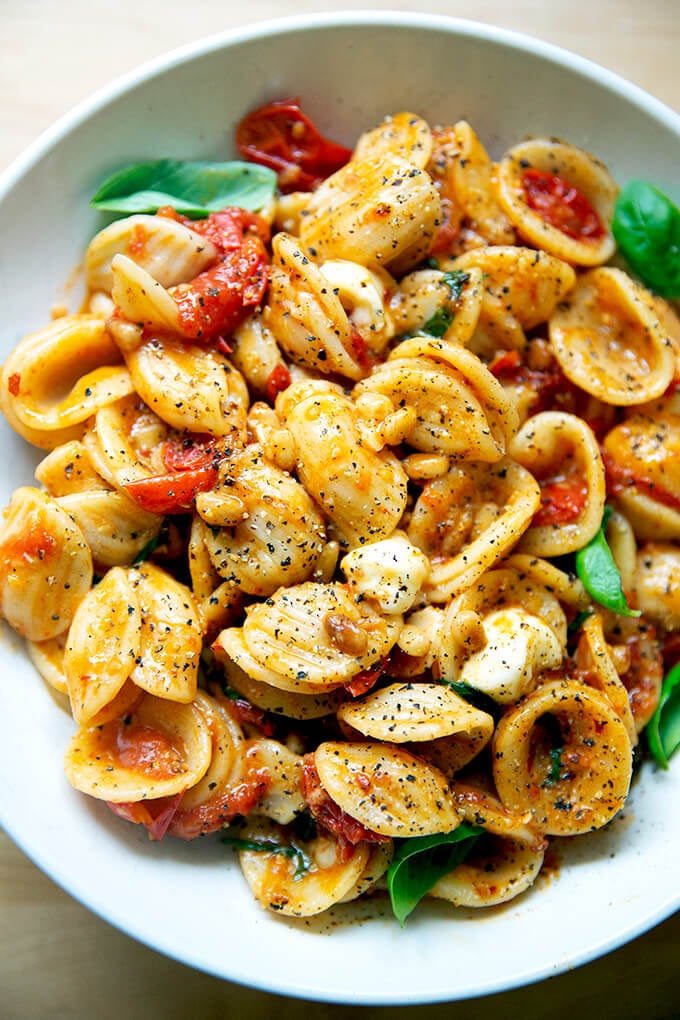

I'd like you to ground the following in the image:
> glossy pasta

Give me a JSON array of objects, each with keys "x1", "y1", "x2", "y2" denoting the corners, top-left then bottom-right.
[{"x1": 1, "y1": 106, "x2": 677, "y2": 923}]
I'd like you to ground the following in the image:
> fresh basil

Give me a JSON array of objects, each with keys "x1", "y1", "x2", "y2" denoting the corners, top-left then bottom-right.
[
  {"x1": 612, "y1": 180, "x2": 680, "y2": 298},
  {"x1": 422, "y1": 306, "x2": 454, "y2": 337},
  {"x1": 575, "y1": 506, "x2": 640, "y2": 618},
  {"x1": 91, "y1": 159, "x2": 277, "y2": 217},
  {"x1": 386, "y1": 823, "x2": 483, "y2": 925},
  {"x1": 221, "y1": 835, "x2": 311, "y2": 879},
  {"x1": 647, "y1": 662, "x2": 680, "y2": 769},
  {"x1": 422, "y1": 270, "x2": 470, "y2": 337},
  {"x1": 441, "y1": 269, "x2": 470, "y2": 302}
]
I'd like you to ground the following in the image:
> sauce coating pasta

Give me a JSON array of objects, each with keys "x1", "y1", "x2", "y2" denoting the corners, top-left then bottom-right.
[{"x1": 1, "y1": 105, "x2": 677, "y2": 924}]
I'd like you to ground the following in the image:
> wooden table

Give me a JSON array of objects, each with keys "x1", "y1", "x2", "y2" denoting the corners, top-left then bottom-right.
[{"x1": 1, "y1": 2, "x2": 678, "y2": 1017}]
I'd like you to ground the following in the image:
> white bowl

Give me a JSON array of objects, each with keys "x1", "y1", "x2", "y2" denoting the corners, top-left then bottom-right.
[{"x1": 1, "y1": 11, "x2": 678, "y2": 1006}]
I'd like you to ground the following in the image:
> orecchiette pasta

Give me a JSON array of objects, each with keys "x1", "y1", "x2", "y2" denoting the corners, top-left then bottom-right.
[{"x1": 0, "y1": 104, "x2": 674, "y2": 926}]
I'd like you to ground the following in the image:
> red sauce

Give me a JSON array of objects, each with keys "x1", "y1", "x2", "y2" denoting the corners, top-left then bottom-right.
[
  {"x1": 7, "y1": 372, "x2": 20, "y2": 397},
  {"x1": 1, "y1": 524, "x2": 56, "y2": 566},
  {"x1": 521, "y1": 167, "x2": 606, "y2": 240}
]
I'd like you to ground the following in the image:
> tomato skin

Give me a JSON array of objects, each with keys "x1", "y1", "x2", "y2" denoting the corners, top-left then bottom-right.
[
  {"x1": 124, "y1": 466, "x2": 217, "y2": 514},
  {"x1": 521, "y1": 167, "x2": 606, "y2": 240},
  {"x1": 344, "y1": 662, "x2": 384, "y2": 699},
  {"x1": 532, "y1": 479, "x2": 589, "y2": 527},
  {"x1": 106, "y1": 791, "x2": 184, "y2": 841},
  {"x1": 602, "y1": 450, "x2": 680, "y2": 514},
  {"x1": 235, "y1": 98, "x2": 353, "y2": 193},
  {"x1": 167, "y1": 764, "x2": 270, "y2": 841},
  {"x1": 265, "y1": 363, "x2": 291, "y2": 404},
  {"x1": 300, "y1": 756, "x2": 389, "y2": 861},
  {"x1": 156, "y1": 206, "x2": 270, "y2": 341},
  {"x1": 161, "y1": 434, "x2": 218, "y2": 472}
]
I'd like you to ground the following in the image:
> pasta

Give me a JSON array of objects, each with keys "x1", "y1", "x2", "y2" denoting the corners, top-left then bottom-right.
[{"x1": 1, "y1": 103, "x2": 678, "y2": 925}]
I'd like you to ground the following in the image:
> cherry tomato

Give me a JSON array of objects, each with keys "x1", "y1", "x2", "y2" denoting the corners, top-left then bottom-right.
[
  {"x1": 106, "y1": 791, "x2": 184, "y2": 841},
  {"x1": 265, "y1": 363, "x2": 292, "y2": 404},
  {"x1": 161, "y1": 434, "x2": 218, "y2": 472},
  {"x1": 300, "y1": 756, "x2": 389, "y2": 861},
  {"x1": 124, "y1": 466, "x2": 218, "y2": 514},
  {"x1": 521, "y1": 167, "x2": 606, "y2": 240},
  {"x1": 167, "y1": 765, "x2": 270, "y2": 841},
  {"x1": 235, "y1": 98, "x2": 352, "y2": 193},
  {"x1": 532, "y1": 479, "x2": 589, "y2": 527},
  {"x1": 602, "y1": 450, "x2": 680, "y2": 513},
  {"x1": 156, "y1": 206, "x2": 270, "y2": 341}
]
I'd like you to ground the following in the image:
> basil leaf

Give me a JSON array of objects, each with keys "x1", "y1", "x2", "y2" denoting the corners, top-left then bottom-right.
[
  {"x1": 221, "y1": 835, "x2": 311, "y2": 879},
  {"x1": 386, "y1": 823, "x2": 483, "y2": 926},
  {"x1": 612, "y1": 180, "x2": 680, "y2": 298},
  {"x1": 441, "y1": 269, "x2": 470, "y2": 302},
  {"x1": 91, "y1": 159, "x2": 277, "y2": 216},
  {"x1": 422, "y1": 305, "x2": 454, "y2": 337},
  {"x1": 647, "y1": 662, "x2": 680, "y2": 769},
  {"x1": 575, "y1": 506, "x2": 640, "y2": 618}
]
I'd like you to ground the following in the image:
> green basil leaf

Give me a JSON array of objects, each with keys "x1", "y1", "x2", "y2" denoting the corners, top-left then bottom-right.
[
  {"x1": 386, "y1": 823, "x2": 483, "y2": 926},
  {"x1": 441, "y1": 269, "x2": 470, "y2": 302},
  {"x1": 647, "y1": 662, "x2": 680, "y2": 769},
  {"x1": 575, "y1": 506, "x2": 640, "y2": 618},
  {"x1": 221, "y1": 835, "x2": 311, "y2": 879},
  {"x1": 91, "y1": 159, "x2": 277, "y2": 216},
  {"x1": 422, "y1": 305, "x2": 454, "y2": 337},
  {"x1": 612, "y1": 180, "x2": 680, "y2": 298}
]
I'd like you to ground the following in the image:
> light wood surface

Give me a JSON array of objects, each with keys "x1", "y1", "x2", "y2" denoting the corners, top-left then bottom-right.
[{"x1": 1, "y1": 2, "x2": 678, "y2": 1017}]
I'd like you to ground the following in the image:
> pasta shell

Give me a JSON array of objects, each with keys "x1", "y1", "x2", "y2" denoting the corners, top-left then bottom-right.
[
  {"x1": 314, "y1": 741, "x2": 461, "y2": 837},
  {"x1": 430, "y1": 780, "x2": 546, "y2": 907},
  {"x1": 492, "y1": 679, "x2": 632, "y2": 835},
  {"x1": 550, "y1": 268, "x2": 675, "y2": 405},
  {"x1": 246, "y1": 737, "x2": 305, "y2": 824},
  {"x1": 635, "y1": 542, "x2": 680, "y2": 630},
  {"x1": 602, "y1": 412, "x2": 680, "y2": 539},
  {"x1": 409, "y1": 459, "x2": 541, "y2": 602},
  {"x1": 265, "y1": 233, "x2": 369, "y2": 381},
  {"x1": 230, "y1": 313, "x2": 289, "y2": 396},
  {"x1": 27, "y1": 633, "x2": 69, "y2": 697},
  {"x1": 298, "y1": 153, "x2": 441, "y2": 274},
  {"x1": 124, "y1": 332, "x2": 249, "y2": 438},
  {"x1": 0, "y1": 487, "x2": 92, "y2": 641},
  {"x1": 510, "y1": 410, "x2": 606, "y2": 556},
  {"x1": 237, "y1": 816, "x2": 370, "y2": 917},
  {"x1": 111, "y1": 254, "x2": 181, "y2": 332},
  {"x1": 86, "y1": 214, "x2": 218, "y2": 294},
  {"x1": 338, "y1": 682, "x2": 494, "y2": 748},
  {"x1": 0, "y1": 314, "x2": 134, "y2": 449},
  {"x1": 64, "y1": 566, "x2": 142, "y2": 725},
  {"x1": 84, "y1": 396, "x2": 167, "y2": 489},
  {"x1": 219, "y1": 658, "x2": 345, "y2": 720},
  {"x1": 35, "y1": 440, "x2": 111, "y2": 496},
  {"x1": 58, "y1": 490, "x2": 162, "y2": 567},
  {"x1": 496, "y1": 138, "x2": 617, "y2": 265},
  {"x1": 575, "y1": 613, "x2": 637, "y2": 745},
  {"x1": 128, "y1": 563, "x2": 203, "y2": 703},
  {"x1": 201, "y1": 446, "x2": 326, "y2": 596},
  {"x1": 177, "y1": 691, "x2": 245, "y2": 813},
  {"x1": 277, "y1": 380, "x2": 408, "y2": 549},
  {"x1": 353, "y1": 111, "x2": 432, "y2": 168},
  {"x1": 64, "y1": 694, "x2": 212, "y2": 802},
  {"x1": 355, "y1": 337, "x2": 519, "y2": 460},
  {"x1": 214, "y1": 582, "x2": 402, "y2": 693}
]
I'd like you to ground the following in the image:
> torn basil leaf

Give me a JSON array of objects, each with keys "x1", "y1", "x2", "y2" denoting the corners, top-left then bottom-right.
[
  {"x1": 612, "y1": 180, "x2": 680, "y2": 298},
  {"x1": 647, "y1": 662, "x2": 680, "y2": 769},
  {"x1": 575, "y1": 506, "x2": 640, "y2": 618},
  {"x1": 386, "y1": 823, "x2": 483, "y2": 925},
  {"x1": 221, "y1": 835, "x2": 311, "y2": 879},
  {"x1": 91, "y1": 159, "x2": 277, "y2": 217}
]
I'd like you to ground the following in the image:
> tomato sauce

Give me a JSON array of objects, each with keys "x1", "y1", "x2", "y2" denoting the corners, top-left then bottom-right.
[{"x1": 521, "y1": 167, "x2": 606, "y2": 240}]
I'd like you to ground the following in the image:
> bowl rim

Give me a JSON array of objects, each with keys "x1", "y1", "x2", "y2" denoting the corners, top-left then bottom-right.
[
  {"x1": 1, "y1": 10, "x2": 679, "y2": 1005},
  {"x1": 1, "y1": 10, "x2": 679, "y2": 198}
]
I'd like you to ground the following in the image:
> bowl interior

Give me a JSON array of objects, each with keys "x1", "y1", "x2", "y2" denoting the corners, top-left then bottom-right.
[{"x1": 0, "y1": 13, "x2": 678, "y2": 1005}]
